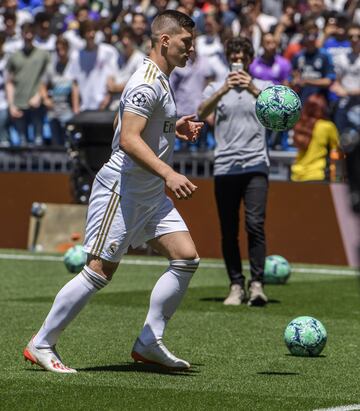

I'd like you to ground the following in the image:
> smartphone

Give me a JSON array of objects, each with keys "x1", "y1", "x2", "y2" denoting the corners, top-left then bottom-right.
[{"x1": 231, "y1": 62, "x2": 243, "y2": 72}]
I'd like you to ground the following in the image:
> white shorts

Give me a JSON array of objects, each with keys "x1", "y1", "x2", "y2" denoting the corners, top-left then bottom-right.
[{"x1": 83, "y1": 179, "x2": 188, "y2": 262}]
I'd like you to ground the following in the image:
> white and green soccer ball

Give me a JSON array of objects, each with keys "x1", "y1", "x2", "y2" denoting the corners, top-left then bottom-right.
[
  {"x1": 264, "y1": 255, "x2": 291, "y2": 284},
  {"x1": 63, "y1": 245, "x2": 87, "y2": 274},
  {"x1": 284, "y1": 316, "x2": 327, "y2": 357},
  {"x1": 255, "y1": 85, "x2": 301, "y2": 131}
]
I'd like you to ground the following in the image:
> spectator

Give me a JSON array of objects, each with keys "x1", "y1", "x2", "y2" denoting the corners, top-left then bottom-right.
[
  {"x1": 320, "y1": 12, "x2": 351, "y2": 66},
  {"x1": 63, "y1": 5, "x2": 103, "y2": 51},
  {"x1": 195, "y1": 11, "x2": 228, "y2": 82},
  {"x1": 291, "y1": 94, "x2": 340, "y2": 181},
  {"x1": 198, "y1": 37, "x2": 272, "y2": 306},
  {"x1": 3, "y1": 11, "x2": 23, "y2": 55},
  {"x1": 5, "y1": 22, "x2": 50, "y2": 146},
  {"x1": 130, "y1": 12, "x2": 151, "y2": 54},
  {"x1": 42, "y1": 36, "x2": 73, "y2": 145},
  {"x1": 331, "y1": 23, "x2": 360, "y2": 134},
  {"x1": 290, "y1": 20, "x2": 336, "y2": 103},
  {"x1": 171, "y1": 46, "x2": 215, "y2": 151},
  {"x1": 273, "y1": 0, "x2": 302, "y2": 55},
  {"x1": 1, "y1": 0, "x2": 33, "y2": 31},
  {"x1": 33, "y1": 12, "x2": 57, "y2": 53},
  {"x1": 108, "y1": 26, "x2": 145, "y2": 110},
  {"x1": 0, "y1": 31, "x2": 10, "y2": 147},
  {"x1": 250, "y1": 32, "x2": 292, "y2": 84},
  {"x1": 34, "y1": 0, "x2": 66, "y2": 35},
  {"x1": 66, "y1": 20, "x2": 117, "y2": 113}
]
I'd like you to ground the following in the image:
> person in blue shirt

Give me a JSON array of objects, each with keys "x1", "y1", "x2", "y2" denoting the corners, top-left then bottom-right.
[{"x1": 290, "y1": 20, "x2": 336, "y2": 103}]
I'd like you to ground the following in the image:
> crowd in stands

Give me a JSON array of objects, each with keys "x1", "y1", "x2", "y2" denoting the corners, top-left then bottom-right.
[{"x1": 0, "y1": 0, "x2": 359, "y2": 158}]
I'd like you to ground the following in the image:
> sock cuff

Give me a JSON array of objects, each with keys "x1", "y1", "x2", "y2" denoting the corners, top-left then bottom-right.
[
  {"x1": 170, "y1": 258, "x2": 200, "y2": 274},
  {"x1": 81, "y1": 266, "x2": 109, "y2": 290}
]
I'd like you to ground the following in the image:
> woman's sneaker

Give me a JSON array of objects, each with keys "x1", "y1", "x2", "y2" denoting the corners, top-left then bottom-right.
[
  {"x1": 248, "y1": 281, "x2": 268, "y2": 306},
  {"x1": 223, "y1": 284, "x2": 246, "y2": 306}
]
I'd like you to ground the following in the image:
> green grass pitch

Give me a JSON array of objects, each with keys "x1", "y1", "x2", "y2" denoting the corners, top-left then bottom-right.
[{"x1": 0, "y1": 251, "x2": 359, "y2": 410}]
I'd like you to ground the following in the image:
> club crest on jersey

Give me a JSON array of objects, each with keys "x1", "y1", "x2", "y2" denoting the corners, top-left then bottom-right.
[
  {"x1": 108, "y1": 242, "x2": 120, "y2": 255},
  {"x1": 132, "y1": 92, "x2": 147, "y2": 107}
]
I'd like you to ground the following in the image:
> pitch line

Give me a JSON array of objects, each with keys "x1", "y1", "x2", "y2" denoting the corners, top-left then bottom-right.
[
  {"x1": 313, "y1": 405, "x2": 360, "y2": 411},
  {"x1": 0, "y1": 253, "x2": 357, "y2": 276}
]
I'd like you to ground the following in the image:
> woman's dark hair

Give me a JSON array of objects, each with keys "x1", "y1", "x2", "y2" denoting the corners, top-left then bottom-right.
[
  {"x1": 293, "y1": 94, "x2": 328, "y2": 151},
  {"x1": 225, "y1": 36, "x2": 254, "y2": 60}
]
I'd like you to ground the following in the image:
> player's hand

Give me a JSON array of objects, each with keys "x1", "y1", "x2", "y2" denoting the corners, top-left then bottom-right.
[
  {"x1": 165, "y1": 170, "x2": 198, "y2": 200},
  {"x1": 176, "y1": 114, "x2": 204, "y2": 142}
]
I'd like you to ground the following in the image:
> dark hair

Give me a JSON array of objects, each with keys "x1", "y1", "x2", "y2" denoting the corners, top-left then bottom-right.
[
  {"x1": 225, "y1": 36, "x2": 254, "y2": 60},
  {"x1": 21, "y1": 22, "x2": 35, "y2": 32},
  {"x1": 151, "y1": 10, "x2": 194, "y2": 46},
  {"x1": 3, "y1": 10, "x2": 16, "y2": 23},
  {"x1": 0, "y1": 31, "x2": 6, "y2": 45},
  {"x1": 293, "y1": 94, "x2": 328, "y2": 151},
  {"x1": 55, "y1": 35, "x2": 69, "y2": 49},
  {"x1": 119, "y1": 25, "x2": 136, "y2": 41},
  {"x1": 34, "y1": 11, "x2": 51, "y2": 25},
  {"x1": 79, "y1": 20, "x2": 97, "y2": 38},
  {"x1": 347, "y1": 23, "x2": 360, "y2": 32}
]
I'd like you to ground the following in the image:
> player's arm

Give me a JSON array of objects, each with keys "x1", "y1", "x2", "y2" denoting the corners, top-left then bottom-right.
[{"x1": 120, "y1": 111, "x2": 197, "y2": 199}]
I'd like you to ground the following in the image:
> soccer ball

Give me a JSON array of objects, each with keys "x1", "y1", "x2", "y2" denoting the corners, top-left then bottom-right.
[
  {"x1": 255, "y1": 85, "x2": 301, "y2": 131},
  {"x1": 284, "y1": 316, "x2": 327, "y2": 357},
  {"x1": 264, "y1": 255, "x2": 291, "y2": 284},
  {"x1": 63, "y1": 245, "x2": 87, "y2": 274}
]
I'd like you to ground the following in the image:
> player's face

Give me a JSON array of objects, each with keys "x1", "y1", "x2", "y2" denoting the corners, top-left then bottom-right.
[{"x1": 165, "y1": 27, "x2": 194, "y2": 68}]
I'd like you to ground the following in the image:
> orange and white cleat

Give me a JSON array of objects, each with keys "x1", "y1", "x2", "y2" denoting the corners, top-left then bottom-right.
[
  {"x1": 131, "y1": 338, "x2": 190, "y2": 370},
  {"x1": 23, "y1": 338, "x2": 77, "y2": 374}
]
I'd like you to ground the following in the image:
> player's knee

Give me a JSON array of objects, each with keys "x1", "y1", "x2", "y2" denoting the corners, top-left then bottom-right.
[
  {"x1": 87, "y1": 255, "x2": 118, "y2": 281},
  {"x1": 170, "y1": 257, "x2": 200, "y2": 277}
]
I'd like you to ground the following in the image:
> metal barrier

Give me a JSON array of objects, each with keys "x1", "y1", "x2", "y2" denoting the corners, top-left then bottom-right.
[{"x1": 0, "y1": 146, "x2": 300, "y2": 180}]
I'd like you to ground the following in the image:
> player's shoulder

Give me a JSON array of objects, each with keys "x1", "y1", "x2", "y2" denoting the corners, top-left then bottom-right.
[{"x1": 127, "y1": 58, "x2": 169, "y2": 94}]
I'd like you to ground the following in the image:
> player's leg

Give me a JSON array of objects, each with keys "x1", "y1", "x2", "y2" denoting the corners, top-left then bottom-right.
[
  {"x1": 243, "y1": 173, "x2": 269, "y2": 306},
  {"x1": 24, "y1": 180, "x2": 122, "y2": 373},
  {"x1": 131, "y1": 200, "x2": 200, "y2": 369},
  {"x1": 214, "y1": 174, "x2": 246, "y2": 305}
]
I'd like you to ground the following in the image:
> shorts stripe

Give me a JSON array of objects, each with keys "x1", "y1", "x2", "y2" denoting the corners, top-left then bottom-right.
[
  {"x1": 90, "y1": 192, "x2": 120, "y2": 256},
  {"x1": 95, "y1": 195, "x2": 121, "y2": 256}
]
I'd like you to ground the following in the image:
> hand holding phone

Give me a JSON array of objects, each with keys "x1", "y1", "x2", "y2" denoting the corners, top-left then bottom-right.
[{"x1": 230, "y1": 62, "x2": 243, "y2": 72}]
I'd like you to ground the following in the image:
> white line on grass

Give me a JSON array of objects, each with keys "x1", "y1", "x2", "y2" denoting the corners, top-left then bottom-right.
[
  {"x1": 313, "y1": 405, "x2": 360, "y2": 411},
  {"x1": 0, "y1": 253, "x2": 358, "y2": 276}
]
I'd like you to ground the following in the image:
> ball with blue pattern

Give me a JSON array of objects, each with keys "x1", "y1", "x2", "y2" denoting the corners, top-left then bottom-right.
[
  {"x1": 264, "y1": 255, "x2": 291, "y2": 284},
  {"x1": 284, "y1": 316, "x2": 327, "y2": 357},
  {"x1": 256, "y1": 85, "x2": 301, "y2": 131},
  {"x1": 63, "y1": 245, "x2": 87, "y2": 274}
]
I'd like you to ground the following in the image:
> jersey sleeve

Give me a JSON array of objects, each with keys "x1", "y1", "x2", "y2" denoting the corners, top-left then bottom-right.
[{"x1": 123, "y1": 84, "x2": 159, "y2": 119}]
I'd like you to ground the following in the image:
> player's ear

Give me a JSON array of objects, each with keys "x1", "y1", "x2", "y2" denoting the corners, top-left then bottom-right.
[{"x1": 160, "y1": 33, "x2": 170, "y2": 48}]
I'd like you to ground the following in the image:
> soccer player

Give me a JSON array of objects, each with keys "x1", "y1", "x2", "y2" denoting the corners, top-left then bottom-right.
[{"x1": 23, "y1": 10, "x2": 203, "y2": 374}]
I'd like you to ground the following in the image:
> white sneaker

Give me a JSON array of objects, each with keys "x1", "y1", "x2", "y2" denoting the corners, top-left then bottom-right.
[
  {"x1": 248, "y1": 281, "x2": 268, "y2": 306},
  {"x1": 131, "y1": 338, "x2": 190, "y2": 370},
  {"x1": 223, "y1": 284, "x2": 246, "y2": 306},
  {"x1": 23, "y1": 337, "x2": 77, "y2": 374}
]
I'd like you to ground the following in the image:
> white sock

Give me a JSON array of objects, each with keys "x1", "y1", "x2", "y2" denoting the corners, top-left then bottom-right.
[
  {"x1": 33, "y1": 266, "x2": 108, "y2": 348},
  {"x1": 139, "y1": 258, "x2": 200, "y2": 345}
]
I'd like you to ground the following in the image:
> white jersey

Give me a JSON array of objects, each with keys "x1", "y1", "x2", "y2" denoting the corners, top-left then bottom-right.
[{"x1": 96, "y1": 57, "x2": 177, "y2": 205}]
